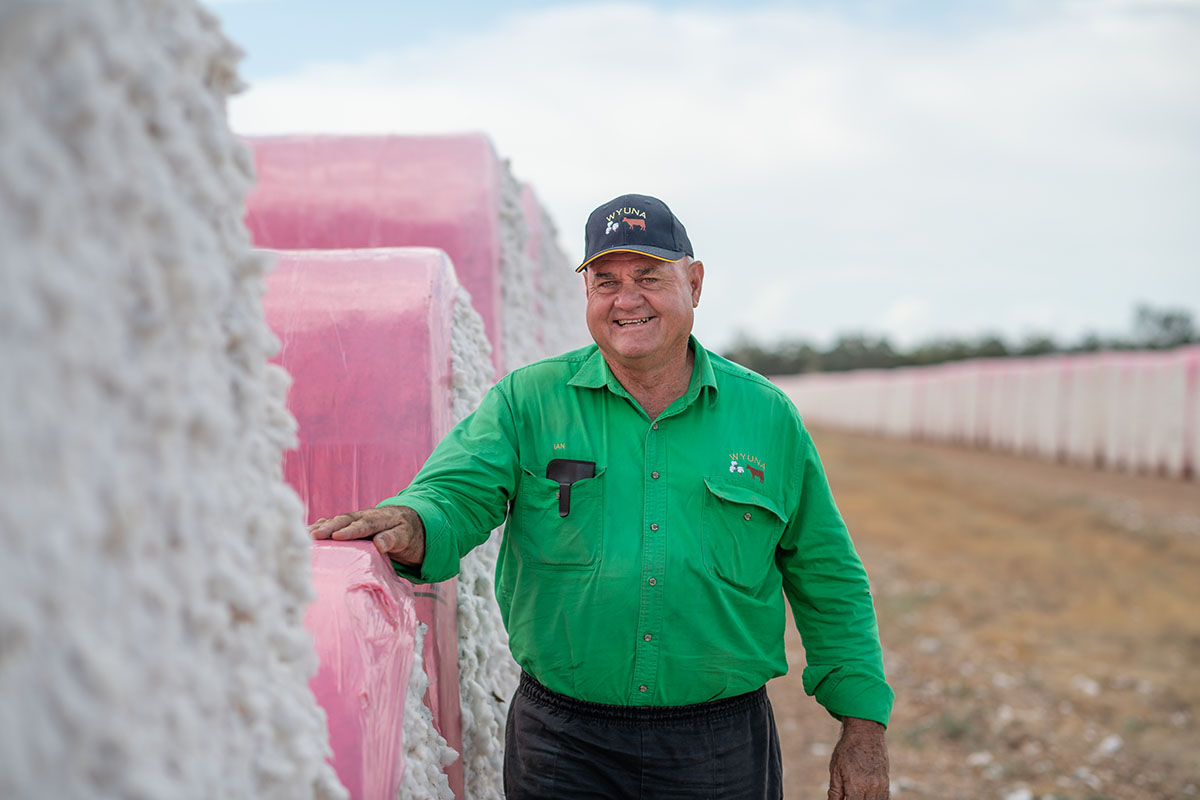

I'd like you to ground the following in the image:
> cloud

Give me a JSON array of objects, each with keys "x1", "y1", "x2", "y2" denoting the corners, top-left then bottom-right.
[
  {"x1": 879, "y1": 297, "x2": 935, "y2": 347},
  {"x1": 229, "y1": 1, "x2": 1200, "y2": 349}
]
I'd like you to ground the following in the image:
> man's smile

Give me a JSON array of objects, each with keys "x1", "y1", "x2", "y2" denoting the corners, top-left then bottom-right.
[{"x1": 614, "y1": 316, "x2": 655, "y2": 327}]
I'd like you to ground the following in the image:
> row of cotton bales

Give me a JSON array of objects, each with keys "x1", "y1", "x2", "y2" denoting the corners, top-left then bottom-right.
[
  {"x1": 0, "y1": 2, "x2": 345, "y2": 798},
  {"x1": 0, "y1": 1, "x2": 585, "y2": 797},
  {"x1": 772, "y1": 347, "x2": 1200, "y2": 480},
  {"x1": 247, "y1": 135, "x2": 589, "y2": 800}
]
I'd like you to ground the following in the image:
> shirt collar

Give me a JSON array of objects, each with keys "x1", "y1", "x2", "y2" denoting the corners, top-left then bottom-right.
[
  {"x1": 568, "y1": 335, "x2": 719, "y2": 407},
  {"x1": 685, "y1": 336, "x2": 719, "y2": 405}
]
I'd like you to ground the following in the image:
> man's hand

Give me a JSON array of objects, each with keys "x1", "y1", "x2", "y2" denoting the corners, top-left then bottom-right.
[
  {"x1": 827, "y1": 717, "x2": 889, "y2": 800},
  {"x1": 308, "y1": 506, "x2": 426, "y2": 567}
]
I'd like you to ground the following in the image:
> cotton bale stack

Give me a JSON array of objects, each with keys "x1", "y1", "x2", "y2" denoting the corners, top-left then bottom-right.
[
  {"x1": 0, "y1": 1, "x2": 344, "y2": 798},
  {"x1": 246, "y1": 135, "x2": 585, "y2": 799},
  {"x1": 262, "y1": 249, "x2": 475, "y2": 799}
]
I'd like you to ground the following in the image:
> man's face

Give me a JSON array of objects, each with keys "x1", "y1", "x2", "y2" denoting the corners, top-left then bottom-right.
[{"x1": 584, "y1": 251, "x2": 704, "y2": 374}]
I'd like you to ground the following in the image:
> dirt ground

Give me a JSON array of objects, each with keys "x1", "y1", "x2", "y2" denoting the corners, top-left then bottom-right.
[{"x1": 765, "y1": 427, "x2": 1200, "y2": 800}]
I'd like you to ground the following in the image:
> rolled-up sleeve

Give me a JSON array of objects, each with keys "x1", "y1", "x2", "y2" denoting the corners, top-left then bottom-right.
[
  {"x1": 776, "y1": 426, "x2": 894, "y2": 727},
  {"x1": 378, "y1": 379, "x2": 519, "y2": 584}
]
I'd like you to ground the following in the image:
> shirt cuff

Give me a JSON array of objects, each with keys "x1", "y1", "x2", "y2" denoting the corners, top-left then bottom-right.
[
  {"x1": 803, "y1": 664, "x2": 895, "y2": 728},
  {"x1": 375, "y1": 494, "x2": 457, "y2": 584}
]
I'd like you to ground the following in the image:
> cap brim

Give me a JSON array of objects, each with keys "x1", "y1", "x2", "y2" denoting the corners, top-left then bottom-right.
[{"x1": 575, "y1": 245, "x2": 688, "y2": 272}]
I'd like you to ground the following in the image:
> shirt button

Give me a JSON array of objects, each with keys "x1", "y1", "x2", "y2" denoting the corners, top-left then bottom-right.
[
  {"x1": 651, "y1": 471, "x2": 660, "y2": 480},
  {"x1": 650, "y1": 523, "x2": 659, "y2": 531},
  {"x1": 648, "y1": 577, "x2": 657, "y2": 586},
  {"x1": 643, "y1": 634, "x2": 653, "y2": 642},
  {"x1": 639, "y1": 685, "x2": 648, "y2": 693},
  {"x1": 651, "y1": 422, "x2": 658, "y2": 430},
  {"x1": 744, "y1": 512, "x2": 752, "y2": 521}
]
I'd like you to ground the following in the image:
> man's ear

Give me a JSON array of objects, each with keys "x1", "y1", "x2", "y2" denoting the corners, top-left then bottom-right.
[{"x1": 688, "y1": 259, "x2": 704, "y2": 307}]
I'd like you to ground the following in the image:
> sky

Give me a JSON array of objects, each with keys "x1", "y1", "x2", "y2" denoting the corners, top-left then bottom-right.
[{"x1": 204, "y1": 0, "x2": 1200, "y2": 352}]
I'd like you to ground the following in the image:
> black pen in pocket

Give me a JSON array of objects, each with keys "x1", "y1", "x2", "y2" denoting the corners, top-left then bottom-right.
[{"x1": 546, "y1": 459, "x2": 596, "y2": 517}]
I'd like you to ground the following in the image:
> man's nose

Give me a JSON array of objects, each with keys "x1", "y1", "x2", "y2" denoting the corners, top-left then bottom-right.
[{"x1": 613, "y1": 281, "x2": 644, "y2": 308}]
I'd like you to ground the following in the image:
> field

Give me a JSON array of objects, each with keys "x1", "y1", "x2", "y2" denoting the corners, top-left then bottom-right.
[{"x1": 766, "y1": 427, "x2": 1200, "y2": 800}]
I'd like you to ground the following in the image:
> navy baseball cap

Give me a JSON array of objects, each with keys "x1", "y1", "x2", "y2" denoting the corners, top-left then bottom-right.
[{"x1": 576, "y1": 193, "x2": 693, "y2": 272}]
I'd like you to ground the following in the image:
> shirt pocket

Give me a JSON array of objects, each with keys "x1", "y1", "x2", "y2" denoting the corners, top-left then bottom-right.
[
  {"x1": 510, "y1": 462, "x2": 607, "y2": 569},
  {"x1": 701, "y1": 476, "x2": 789, "y2": 589}
]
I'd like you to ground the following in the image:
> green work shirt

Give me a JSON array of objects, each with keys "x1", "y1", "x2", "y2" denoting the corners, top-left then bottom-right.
[{"x1": 380, "y1": 337, "x2": 893, "y2": 725}]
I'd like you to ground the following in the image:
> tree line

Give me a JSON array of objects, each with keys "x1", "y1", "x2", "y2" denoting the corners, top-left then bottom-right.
[{"x1": 721, "y1": 304, "x2": 1199, "y2": 376}]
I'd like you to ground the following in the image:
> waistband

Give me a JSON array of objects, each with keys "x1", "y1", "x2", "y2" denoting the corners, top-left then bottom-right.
[{"x1": 517, "y1": 671, "x2": 768, "y2": 724}]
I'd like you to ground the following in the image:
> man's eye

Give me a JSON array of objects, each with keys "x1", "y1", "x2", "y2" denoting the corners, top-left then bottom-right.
[{"x1": 639, "y1": 278, "x2": 658, "y2": 285}]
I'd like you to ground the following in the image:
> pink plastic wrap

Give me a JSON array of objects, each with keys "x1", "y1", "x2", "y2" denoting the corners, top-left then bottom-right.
[
  {"x1": 262, "y1": 249, "x2": 464, "y2": 797},
  {"x1": 246, "y1": 134, "x2": 508, "y2": 372},
  {"x1": 305, "y1": 541, "x2": 417, "y2": 800},
  {"x1": 1178, "y1": 346, "x2": 1200, "y2": 478}
]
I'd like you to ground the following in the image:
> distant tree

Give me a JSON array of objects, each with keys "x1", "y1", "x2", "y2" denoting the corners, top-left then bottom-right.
[
  {"x1": 1071, "y1": 332, "x2": 1108, "y2": 353},
  {"x1": 720, "y1": 302, "x2": 1198, "y2": 375},
  {"x1": 908, "y1": 337, "x2": 977, "y2": 366},
  {"x1": 725, "y1": 332, "x2": 822, "y2": 375},
  {"x1": 821, "y1": 334, "x2": 900, "y2": 372},
  {"x1": 1017, "y1": 334, "x2": 1056, "y2": 357},
  {"x1": 1132, "y1": 303, "x2": 1197, "y2": 349},
  {"x1": 975, "y1": 335, "x2": 1009, "y2": 359}
]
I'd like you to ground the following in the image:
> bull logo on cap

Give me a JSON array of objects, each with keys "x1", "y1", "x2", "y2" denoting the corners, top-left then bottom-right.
[{"x1": 622, "y1": 217, "x2": 646, "y2": 231}]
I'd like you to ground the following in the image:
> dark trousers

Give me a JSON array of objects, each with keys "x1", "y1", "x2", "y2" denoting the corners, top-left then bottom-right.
[{"x1": 504, "y1": 672, "x2": 783, "y2": 800}]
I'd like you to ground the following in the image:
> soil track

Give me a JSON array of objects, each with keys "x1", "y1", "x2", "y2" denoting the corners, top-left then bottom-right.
[{"x1": 766, "y1": 427, "x2": 1200, "y2": 800}]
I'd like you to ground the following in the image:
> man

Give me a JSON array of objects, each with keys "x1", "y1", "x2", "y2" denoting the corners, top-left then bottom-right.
[{"x1": 310, "y1": 194, "x2": 893, "y2": 799}]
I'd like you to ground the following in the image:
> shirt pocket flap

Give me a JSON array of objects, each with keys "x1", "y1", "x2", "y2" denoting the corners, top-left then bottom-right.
[
  {"x1": 701, "y1": 477, "x2": 788, "y2": 524},
  {"x1": 519, "y1": 462, "x2": 608, "y2": 488}
]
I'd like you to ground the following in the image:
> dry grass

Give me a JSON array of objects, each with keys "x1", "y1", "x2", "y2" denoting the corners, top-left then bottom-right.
[{"x1": 767, "y1": 427, "x2": 1200, "y2": 800}]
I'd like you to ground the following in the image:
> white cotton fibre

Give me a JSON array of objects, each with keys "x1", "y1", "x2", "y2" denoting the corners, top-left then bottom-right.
[
  {"x1": 453, "y1": 164, "x2": 588, "y2": 799},
  {"x1": 528, "y1": 198, "x2": 590, "y2": 355},
  {"x1": 400, "y1": 624, "x2": 458, "y2": 800},
  {"x1": 450, "y1": 287, "x2": 519, "y2": 800},
  {"x1": 498, "y1": 161, "x2": 541, "y2": 371},
  {"x1": 0, "y1": 1, "x2": 342, "y2": 798}
]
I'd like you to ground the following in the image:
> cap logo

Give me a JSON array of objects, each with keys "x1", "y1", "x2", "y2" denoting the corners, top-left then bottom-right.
[{"x1": 604, "y1": 206, "x2": 647, "y2": 235}]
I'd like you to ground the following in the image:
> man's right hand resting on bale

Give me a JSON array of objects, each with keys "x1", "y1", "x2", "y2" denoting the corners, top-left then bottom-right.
[{"x1": 308, "y1": 506, "x2": 426, "y2": 568}]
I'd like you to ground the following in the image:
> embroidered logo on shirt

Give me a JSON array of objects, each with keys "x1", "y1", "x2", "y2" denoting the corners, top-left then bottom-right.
[
  {"x1": 553, "y1": 442, "x2": 566, "y2": 450},
  {"x1": 729, "y1": 453, "x2": 766, "y2": 483}
]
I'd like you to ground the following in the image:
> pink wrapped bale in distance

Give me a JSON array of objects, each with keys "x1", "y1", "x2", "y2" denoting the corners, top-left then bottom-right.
[
  {"x1": 1132, "y1": 352, "x2": 1172, "y2": 474},
  {"x1": 246, "y1": 134, "x2": 510, "y2": 372},
  {"x1": 769, "y1": 348, "x2": 1200, "y2": 481},
  {"x1": 1063, "y1": 353, "x2": 1105, "y2": 468},
  {"x1": 1100, "y1": 353, "x2": 1137, "y2": 471},
  {"x1": 263, "y1": 249, "x2": 465, "y2": 798},
  {"x1": 1179, "y1": 346, "x2": 1200, "y2": 479}
]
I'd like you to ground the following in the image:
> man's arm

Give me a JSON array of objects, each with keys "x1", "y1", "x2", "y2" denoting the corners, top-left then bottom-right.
[
  {"x1": 775, "y1": 423, "x2": 894, "y2": 799},
  {"x1": 309, "y1": 505, "x2": 426, "y2": 566},
  {"x1": 777, "y1": 425, "x2": 893, "y2": 724}
]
